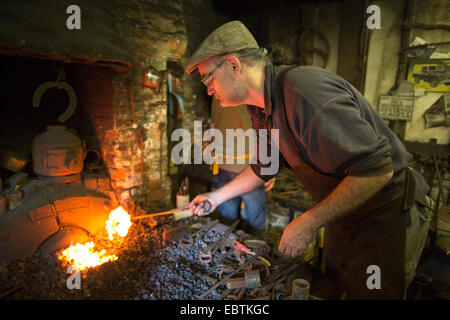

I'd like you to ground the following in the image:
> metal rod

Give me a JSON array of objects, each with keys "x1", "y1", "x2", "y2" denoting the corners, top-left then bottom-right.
[
  {"x1": 209, "y1": 219, "x2": 240, "y2": 255},
  {"x1": 199, "y1": 255, "x2": 258, "y2": 300},
  {"x1": 192, "y1": 220, "x2": 219, "y2": 242},
  {"x1": 217, "y1": 288, "x2": 232, "y2": 300},
  {"x1": 236, "y1": 287, "x2": 246, "y2": 300},
  {"x1": 263, "y1": 256, "x2": 312, "y2": 292},
  {"x1": 433, "y1": 152, "x2": 447, "y2": 207},
  {"x1": 0, "y1": 286, "x2": 22, "y2": 299},
  {"x1": 131, "y1": 209, "x2": 188, "y2": 220}
]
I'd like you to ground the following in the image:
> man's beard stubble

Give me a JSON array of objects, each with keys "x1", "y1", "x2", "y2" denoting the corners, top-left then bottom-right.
[{"x1": 218, "y1": 83, "x2": 247, "y2": 107}]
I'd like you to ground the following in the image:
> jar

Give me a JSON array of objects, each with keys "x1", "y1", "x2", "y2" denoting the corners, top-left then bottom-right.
[{"x1": 32, "y1": 126, "x2": 83, "y2": 177}]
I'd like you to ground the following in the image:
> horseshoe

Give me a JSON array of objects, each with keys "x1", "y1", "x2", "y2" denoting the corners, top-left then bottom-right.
[
  {"x1": 217, "y1": 265, "x2": 234, "y2": 280},
  {"x1": 32, "y1": 81, "x2": 77, "y2": 123},
  {"x1": 177, "y1": 235, "x2": 194, "y2": 250},
  {"x1": 199, "y1": 249, "x2": 213, "y2": 264}
]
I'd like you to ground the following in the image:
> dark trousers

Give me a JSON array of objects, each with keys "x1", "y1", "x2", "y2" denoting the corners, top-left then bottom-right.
[
  {"x1": 324, "y1": 184, "x2": 407, "y2": 299},
  {"x1": 213, "y1": 169, "x2": 268, "y2": 233}
]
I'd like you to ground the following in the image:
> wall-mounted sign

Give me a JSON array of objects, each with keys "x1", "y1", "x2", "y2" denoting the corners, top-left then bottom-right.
[
  {"x1": 407, "y1": 58, "x2": 450, "y2": 92},
  {"x1": 378, "y1": 95, "x2": 414, "y2": 121}
]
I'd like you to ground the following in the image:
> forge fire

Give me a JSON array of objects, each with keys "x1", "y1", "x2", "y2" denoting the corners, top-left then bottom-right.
[
  {"x1": 58, "y1": 206, "x2": 131, "y2": 271},
  {"x1": 0, "y1": 215, "x2": 292, "y2": 300}
]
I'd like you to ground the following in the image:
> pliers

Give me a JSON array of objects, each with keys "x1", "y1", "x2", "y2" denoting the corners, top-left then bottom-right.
[{"x1": 232, "y1": 239, "x2": 271, "y2": 267}]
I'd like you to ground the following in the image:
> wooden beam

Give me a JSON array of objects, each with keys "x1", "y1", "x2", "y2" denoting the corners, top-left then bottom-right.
[{"x1": 336, "y1": 0, "x2": 368, "y2": 92}]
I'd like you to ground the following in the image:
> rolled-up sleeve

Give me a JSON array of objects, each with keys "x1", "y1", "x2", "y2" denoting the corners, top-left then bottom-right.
[{"x1": 304, "y1": 94, "x2": 394, "y2": 177}]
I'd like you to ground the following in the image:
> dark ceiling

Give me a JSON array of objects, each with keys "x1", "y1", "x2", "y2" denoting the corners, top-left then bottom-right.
[{"x1": 211, "y1": 0, "x2": 343, "y2": 18}]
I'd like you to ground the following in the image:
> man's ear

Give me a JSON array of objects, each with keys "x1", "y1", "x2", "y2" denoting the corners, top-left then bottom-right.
[{"x1": 226, "y1": 55, "x2": 241, "y2": 75}]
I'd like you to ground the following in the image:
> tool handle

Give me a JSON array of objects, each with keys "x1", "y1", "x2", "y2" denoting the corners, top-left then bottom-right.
[
  {"x1": 232, "y1": 239, "x2": 251, "y2": 254},
  {"x1": 173, "y1": 209, "x2": 192, "y2": 221}
]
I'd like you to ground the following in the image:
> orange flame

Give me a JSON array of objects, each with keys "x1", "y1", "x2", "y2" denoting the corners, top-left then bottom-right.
[
  {"x1": 105, "y1": 206, "x2": 132, "y2": 240},
  {"x1": 58, "y1": 242, "x2": 117, "y2": 271},
  {"x1": 58, "y1": 206, "x2": 132, "y2": 270}
]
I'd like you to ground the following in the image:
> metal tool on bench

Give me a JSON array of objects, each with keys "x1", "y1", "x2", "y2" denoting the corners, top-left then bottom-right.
[
  {"x1": 191, "y1": 220, "x2": 219, "y2": 242},
  {"x1": 198, "y1": 255, "x2": 259, "y2": 299},
  {"x1": 232, "y1": 239, "x2": 272, "y2": 267},
  {"x1": 199, "y1": 219, "x2": 240, "y2": 264},
  {"x1": 131, "y1": 207, "x2": 192, "y2": 221},
  {"x1": 131, "y1": 200, "x2": 213, "y2": 222},
  {"x1": 262, "y1": 256, "x2": 313, "y2": 292},
  {"x1": 178, "y1": 220, "x2": 220, "y2": 250}
]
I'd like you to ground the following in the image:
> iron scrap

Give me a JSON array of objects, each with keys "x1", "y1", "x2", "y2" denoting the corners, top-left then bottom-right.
[
  {"x1": 199, "y1": 220, "x2": 239, "y2": 265},
  {"x1": 199, "y1": 255, "x2": 259, "y2": 300}
]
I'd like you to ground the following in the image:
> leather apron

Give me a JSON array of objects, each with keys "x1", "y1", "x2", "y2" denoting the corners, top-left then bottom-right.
[{"x1": 274, "y1": 67, "x2": 414, "y2": 299}]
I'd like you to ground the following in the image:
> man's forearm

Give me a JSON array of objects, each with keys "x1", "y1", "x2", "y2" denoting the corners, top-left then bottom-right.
[
  {"x1": 212, "y1": 166, "x2": 265, "y2": 204},
  {"x1": 304, "y1": 171, "x2": 394, "y2": 230}
]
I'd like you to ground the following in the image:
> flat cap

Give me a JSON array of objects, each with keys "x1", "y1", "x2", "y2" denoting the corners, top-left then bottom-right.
[{"x1": 185, "y1": 20, "x2": 259, "y2": 75}]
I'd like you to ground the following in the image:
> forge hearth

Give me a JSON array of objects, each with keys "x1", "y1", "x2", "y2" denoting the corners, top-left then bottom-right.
[
  {"x1": 0, "y1": 184, "x2": 115, "y2": 263},
  {"x1": 0, "y1": 217, "x2": 313, "y2": 300},
  {"x1": 0, "y1": 219, "x2": 242, "y2": 300},
  {"x1": 0, "y1": 54, "x2": 141, "y2": 263},
  {"x1": 0, "y1": 0, "x2": 187, "y2": 261}
]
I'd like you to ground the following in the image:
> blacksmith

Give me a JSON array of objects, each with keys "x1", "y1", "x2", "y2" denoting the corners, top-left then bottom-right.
[{"x1": 185, "y1": 20, "x2": 433, "y2": 299}]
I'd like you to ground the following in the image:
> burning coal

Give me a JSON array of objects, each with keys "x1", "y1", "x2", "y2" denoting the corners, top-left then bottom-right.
[{"x1": 58, "y1": 242, "x2": 118, "y2": 271}]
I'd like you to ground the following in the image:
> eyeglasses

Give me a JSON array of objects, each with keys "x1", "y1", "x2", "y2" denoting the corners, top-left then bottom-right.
[{"x1": 200, "y1": 60, "x2": 225, "y2": 87}]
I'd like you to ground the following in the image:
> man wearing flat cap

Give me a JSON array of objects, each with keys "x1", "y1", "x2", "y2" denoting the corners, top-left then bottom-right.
[{"x1": 185, "y1": 20, "x2": 433, "y2": 299}]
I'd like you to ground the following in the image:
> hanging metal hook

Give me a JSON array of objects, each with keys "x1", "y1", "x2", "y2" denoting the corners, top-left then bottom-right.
[{"x1": 32, "y1": 67, "x2": 77, "y2": 123}]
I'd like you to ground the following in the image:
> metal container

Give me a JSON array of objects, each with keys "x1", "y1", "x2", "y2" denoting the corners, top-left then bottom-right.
[
  {"x1": 226, "y1": 270, "x2": 262, "y2": 290},
  {"x1": 291, "y1": 278, "x2": 310, "y2": 300},
  {"x1": 32, "y1": 126, "x2": 83, "y2": 177},
  {"x1": 245, "y1": 270, "x2": 262, "y2": 289}
]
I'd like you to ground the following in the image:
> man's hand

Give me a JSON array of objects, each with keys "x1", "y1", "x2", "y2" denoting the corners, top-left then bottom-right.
[
  {"x1": 186, "y1": 192, "x2": 220, "y2": 216},
  {"x1": 264, "y1": 178, "x2": 276, "y2": 192},
  {"x1": 278, "y1": 213, "x2": 316, "y2": 257},
  {"x1": 183, "y1": 166, "x2": 266, "y2": 216},
  {"x1": 277, "y1": 172, "x2": 394, "y2": 258}
]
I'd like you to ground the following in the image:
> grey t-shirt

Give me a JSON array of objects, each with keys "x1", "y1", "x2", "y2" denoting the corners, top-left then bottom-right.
[{"x1": 247, "y1": 64, "x2": 429, "y2": 202}]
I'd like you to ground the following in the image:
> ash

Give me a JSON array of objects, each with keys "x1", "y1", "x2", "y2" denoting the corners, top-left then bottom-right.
[{"x1": 0, "y1": 219, "x2": 231, "y2": 300}]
